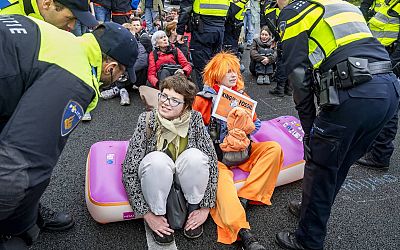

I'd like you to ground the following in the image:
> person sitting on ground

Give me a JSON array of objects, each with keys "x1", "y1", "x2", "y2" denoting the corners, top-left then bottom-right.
[
  {"x1": 250, "y1": 26, "x2": 277, "y2": 85},
  {"x1": 100, "y1": 22, "x2": 149, "y2": 105},
  {"x1": 193, "y1": 52, "x2": 283, "y2": 250},
  {"x1": 148, "y1": 30, "x2": 192, "y2": 88},
  {"x1": 122, "y1": 74, "x2": 218, "y2": 245},
  {"x1": 131, "y1": 16, "x2": 153, "y2": 53},
  {"x1": 165, "y1": 21, "x2": 190, "y2": 61}
]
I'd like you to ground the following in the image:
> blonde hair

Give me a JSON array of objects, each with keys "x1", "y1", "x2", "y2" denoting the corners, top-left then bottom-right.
[{"x1": 203, "y1": 51, "x2": 244, "y2": 90}]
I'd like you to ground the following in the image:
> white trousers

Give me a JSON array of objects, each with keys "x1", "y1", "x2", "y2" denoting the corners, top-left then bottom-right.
[{"x1": 138, "y1": 148, "x2": 210, "y2": 215}]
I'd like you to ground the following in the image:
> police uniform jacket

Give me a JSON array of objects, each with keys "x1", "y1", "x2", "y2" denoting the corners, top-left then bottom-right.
[
  {"x1": 176, "y1": 0, "x2": 229, "y2": 35},
  {"x1": 278, "y1": 0, "x2": 390, "y2": 135},
  {"x1": 0, "y1": 15, "x2": 100, "y2": 188}
]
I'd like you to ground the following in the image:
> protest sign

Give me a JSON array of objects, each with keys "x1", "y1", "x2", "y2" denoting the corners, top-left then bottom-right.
[{"x1": 211, "y1": 86, "x2": 257, "y2": 122}]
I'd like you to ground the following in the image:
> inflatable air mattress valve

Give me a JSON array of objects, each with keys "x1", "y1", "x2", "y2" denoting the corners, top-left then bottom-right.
[
  {"x1": 233, "y1": 116, "x2": 305, "y2": 190},
  {"x1": 85, "y1": 141, "x2": 140, "y2": 224}
]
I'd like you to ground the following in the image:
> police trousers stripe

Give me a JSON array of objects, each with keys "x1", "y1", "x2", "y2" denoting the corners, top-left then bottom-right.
[
  {"x1": 331, "y1": 22, "x2": 372, "y2": 40},
  {"x1": 199, "y1": 4, "x2": 229, "y2": 10},
  {"x1": 371, "y1": 30, "x2": 399, "y2": 39}
]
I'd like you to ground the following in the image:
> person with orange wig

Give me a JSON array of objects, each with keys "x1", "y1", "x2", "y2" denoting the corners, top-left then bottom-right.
[{"x1": 193, "y1": 52, "x2": 284, "y2": 250}]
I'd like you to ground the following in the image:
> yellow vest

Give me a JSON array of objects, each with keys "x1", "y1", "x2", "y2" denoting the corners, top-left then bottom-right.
[
  {"x1": 368, "y1": 0, "x2": 400, "y2": 46},
  {"x1": 0, "y1": 0, "x2": 44, "y2": 21},
  {"x1": 232, "y1": 0, "x2": 248, "y2": 21},
  {"x1": 193, "y1": 0, "x2": 230, "y2": 16},
  {"x1": 281, "y1": 0, "x2": 373, "y2": 68},
  {"x1": 372, "y1": 0, "x2": 386, "y2": 12},
  {"x1": 31, "y1": 17, "x2": 100, "y2": 112}
]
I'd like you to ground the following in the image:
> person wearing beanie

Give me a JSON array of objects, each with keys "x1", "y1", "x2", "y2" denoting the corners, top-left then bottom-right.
[
  {"x1": 0, "y1": 0, "x2": 98, "y2": 31},
  {"x1": 0, "y1": 15, "x2": 138, "y2": 249}
]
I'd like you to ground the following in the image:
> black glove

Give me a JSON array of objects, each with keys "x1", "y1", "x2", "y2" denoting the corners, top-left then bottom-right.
[{"x1": 303, "y1": 134, "x2": 312, "y2": 161}]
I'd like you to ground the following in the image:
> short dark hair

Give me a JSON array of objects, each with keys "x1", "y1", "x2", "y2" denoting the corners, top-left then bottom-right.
[
  {"x1": 131, "y1": 17, "x2": 142, "y2": 24},
  {"x1": 160, "y1": 74, "x2": 198, "y2": 109},
  {"x1": 54, "y1": 0, "x2": 66, "y2": 11}
]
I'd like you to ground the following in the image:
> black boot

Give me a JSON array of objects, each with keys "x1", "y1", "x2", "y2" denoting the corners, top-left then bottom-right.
[
  {"x1": 151, "y1": 231, "x2": 175, "y2": 245},
  {"x1": 288, "y1": 200, "x2": 301, "y2": 218},
  {"x1": 184, "y1": 204, "x2": 203, "y2": 239},
  {"x1": 275, "y1": 231, "x2": 306, "y2": 250},
  {"x1": 269, "y1": 87, "x2": 285, "y2": 97},
  {"x1": 0, "y1": 235, "x2": 28, "y2": 250},
  {"x1": 356, "y1": 152, "x2": 389, "y2": 171},
  {"x1": 38, "y1": 204, "x2": 74, "y2": 231},
  {"x1": 239, "y1": 228, "x2": 266, "y2": 250}
]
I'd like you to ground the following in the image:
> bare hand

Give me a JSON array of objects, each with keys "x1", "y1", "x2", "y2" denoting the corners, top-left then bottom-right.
[
  {"x1": 184, "y1": 207, "x2": 210, "y2": 231},
  {"x1": 176, "y1": 34, "x2": 185, "y2": 44},
  {"x1": 144, "y1": 212, "x2": 174, "y2": 237},
  {"x1": 174, "y1": 69, "x2": 185, "y2": 75},
  {"x1": 261, "y1": 57, "x2": 270, "y2": 65}
]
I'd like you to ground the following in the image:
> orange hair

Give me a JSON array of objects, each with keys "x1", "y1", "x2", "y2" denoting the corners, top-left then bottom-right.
[{"x1": 203, "y1": 51, "x2": 244, "y2": 90}]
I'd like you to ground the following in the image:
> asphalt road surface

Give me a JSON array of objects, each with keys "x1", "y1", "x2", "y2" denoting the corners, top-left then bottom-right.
[{"x1": 32, "y1": 48, "x2": 400, "y2": 250}]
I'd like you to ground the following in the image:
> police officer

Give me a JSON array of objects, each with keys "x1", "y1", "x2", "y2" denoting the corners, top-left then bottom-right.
[
  {"x1": 360, "y1": 0, "x2": 386, "y2": 20},
  {"x1": 176, "y1": 0, "x2": 230, "y2": 89},
  {"x1": 0, "y1": 15, "x2": 138, "y2": 248},
  {"x1": 273, "y1": 0, "x2": 400, "y2": 249},
  {"x1": 0, "y1": 0, "x2": 98, "y2": 31},
  {"x1": 223, "y1": 0, "x2": 248, "y2": 53},
  {"x1": 356, "y1": 0, "x2": 400, "y2": 170}
]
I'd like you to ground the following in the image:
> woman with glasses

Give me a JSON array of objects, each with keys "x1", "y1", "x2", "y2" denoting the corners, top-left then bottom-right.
[{"x1": 122, "y1": 74, "x2": 218, "y2": 245}]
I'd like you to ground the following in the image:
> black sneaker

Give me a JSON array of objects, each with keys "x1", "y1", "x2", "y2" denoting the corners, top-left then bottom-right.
[
  {"x1": 356, "y1": 152, "x2": 389, "y2": 171},
  {"x1": 184, "y1": 224, "x2": 203, "y2": 239},
  {"x1": 288, "y1": 201, "x2": 301, "y2": 218},
  {"x1": 38, "y1": 204, "x2": 74, "y2": 231},
  {"x1": 269, "y1": 88, "x2": 285, "y2": 97},
  {"x1": 239, "y1": 228, "x2": 266, "y2": 250},
  {"x1": 151, "y1": 231, "x2": 175, "y2": 245}
]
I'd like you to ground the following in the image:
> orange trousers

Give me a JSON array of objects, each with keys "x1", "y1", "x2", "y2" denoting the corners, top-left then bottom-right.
[{"x1": 210, "y1": 141, "x2": 283, "y2": 244}]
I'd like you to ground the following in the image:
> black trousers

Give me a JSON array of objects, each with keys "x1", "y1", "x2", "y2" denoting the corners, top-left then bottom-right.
[
  {"x1": 190, "y1": 26, "x2": 224, "y2": 90},
  {"x1": 296, "y1": 74, "x2": 400, "y2": 249}
]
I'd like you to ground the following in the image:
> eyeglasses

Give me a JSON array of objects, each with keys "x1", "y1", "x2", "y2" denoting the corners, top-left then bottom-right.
[{"x1": 158, "y1": 92, "x2": 184, "y2": 107}]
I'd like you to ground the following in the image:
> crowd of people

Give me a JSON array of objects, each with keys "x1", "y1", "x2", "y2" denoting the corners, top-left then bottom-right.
[{"x1": 0, "y1": 0, "x2": 399, "y2": 249}]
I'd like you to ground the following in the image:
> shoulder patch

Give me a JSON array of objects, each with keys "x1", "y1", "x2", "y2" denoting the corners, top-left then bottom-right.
[
  {"x1": 279, "y1": 21, "x2": 287, "y2": 37},
  {"x1": 61, "y1": 100, "x2": 83, "y2": 137}
]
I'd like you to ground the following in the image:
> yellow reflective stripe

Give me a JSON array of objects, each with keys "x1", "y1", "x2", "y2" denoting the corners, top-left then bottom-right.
[
  {"x1": 287, "y1": 4, "x2": 316, "y2": 26},
  {"x1": 283, "y1": 6, "x2": 322, "y2": 41},
  {"x1": 324, "y1": 12, "x2": 365, "y2": 26},
  {"x1": 32, "y1": 17, "x2": 98, "y2": 111},
  {"x1": 335, "y1": 32, "x2": 373, "y2": 46}
]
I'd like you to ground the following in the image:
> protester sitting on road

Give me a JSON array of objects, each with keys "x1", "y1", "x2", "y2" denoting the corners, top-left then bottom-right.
[
  {"x1": 250, "y1": 26, "x2": 277, "y2": 85},
  {"x1": 148, "y1": 30, "x2": 192, "y2": 88},
  {"x1": 193, "y1": 52, "x2": 283, "y2": 250},
  {"x1": 131, "y1": 16, "x2": 153, "y2": 53},
  {"x1": 122, "y1": 74, "x2": 218, "y2": 245},
  {"x1": 166, "y1": 21, "x2": 190, "y2": 61},
  {"x1": 0, "y1": 16, "x2": 138, "y2": 249},
  {"x1": 100, "y1": 22, "x2": 149, "y2": 105}
]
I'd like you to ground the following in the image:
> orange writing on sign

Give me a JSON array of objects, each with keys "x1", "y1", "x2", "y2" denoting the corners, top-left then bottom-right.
[{"x1": 211, "y1": 86, "x2": 257, "y2": 122}]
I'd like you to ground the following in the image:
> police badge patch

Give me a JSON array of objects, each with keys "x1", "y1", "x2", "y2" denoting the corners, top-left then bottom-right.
[
  {"x1": 61, "y1": 100, "x2": 83, "y2": 137},
  {"x1": 279, "y1": 21, "x2": 287, "y2": 38}
]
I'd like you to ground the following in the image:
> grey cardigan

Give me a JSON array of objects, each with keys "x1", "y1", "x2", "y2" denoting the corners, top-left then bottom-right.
[{"x1": 122, "y1": 109, "x2": 218, "y2": 216}]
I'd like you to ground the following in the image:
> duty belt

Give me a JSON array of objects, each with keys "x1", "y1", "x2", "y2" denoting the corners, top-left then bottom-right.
[{"x1": 367, "y1": 61, "x2": 393, "y2": 75}]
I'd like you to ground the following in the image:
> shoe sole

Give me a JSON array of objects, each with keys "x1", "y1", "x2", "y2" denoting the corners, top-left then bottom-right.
[
  {"x1": 42, "y1": 220, "x2": 75, "y2": 232},
  {"x1": 355, "y1": 162, "x2": 389, "y2": 171},
  {"x1": 183, "y1": 227, "x2": 204, "y2": 239}
]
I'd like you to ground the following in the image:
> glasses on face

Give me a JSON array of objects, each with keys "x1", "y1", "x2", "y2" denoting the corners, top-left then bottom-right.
[{"x1": 158, "y1": 92, "x2": 184, "y2": 107}]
